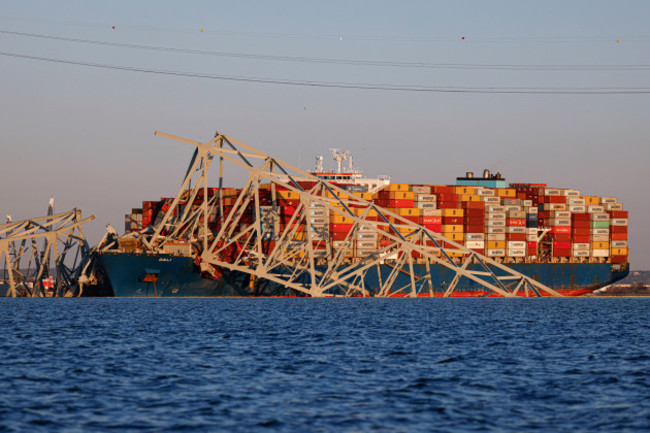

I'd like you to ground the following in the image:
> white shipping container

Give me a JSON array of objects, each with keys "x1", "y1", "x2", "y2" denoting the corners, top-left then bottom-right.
[
  {"x1": 544, "y1": 203, "x2": 567, "y2": 211},
  {"x1": 563, "y1": 189, "x2": 581, "y2": 197},
  {"x1": 527, "y1": 228, "x2": 539, "y2": 235},
  {"x1": 612, "y1": 240, "x2": 628, "y2": 248},
  {"x1": 482, "y1": 196, "x2": 500, "y2": 203},
  {"x1": 485, "y1": 227, "x2": 506, "y2": 234},
  {"x1": 601, "y1": 197, "x2": 617, "y2": 204},
  {"x1": 309, "y1": 217, "x2": 328, "y2": 225},
  {"x1": 357, "y1": 232, "x2": 378, "y2": 241},
  {"x1": 611, "y1": 218, "x2": 628, "y2": 226},
  {"x1": 549, "y1": 219, "x2": 571, "y2": 226},
  {"x1": 507, "y1": 227, "x2": 526, "y2": 234},
  {"x1": 507, "y1": 241, "x2": 526, "y2": 249},
  {"x1": 416, "y1": 194, "x2": 437, "y2": 202},
  {"x1": 592, "y1": 228, "x2": 610, "y2": 235},
  {"x1": 591, "y1": 249, "x2": 610, "y2": 257},
  {"x1": 572, "y1": 243, "x2": 590, "y2": 250},
  {"x1": 545, "y1": 188, "x2": 561, "y2": 196},
  {"x1": 551, "y1": 211, "x2": 571, "y2": 219},
  {"x1": 465, "y1": 233, "x2": 485, "y2": 241},
  {"x1": 488, "y1": 212, "x2": 506, "y2": 220},
  {"x1": 591, "y1": 235, "x2": 609, "y2": 242},
  {"x1": 310, "y1": 209, "x2": 328, "y2": 217},
  {"x1": 486, "y1": 220, "x2": 506, "y2": 227},
  {"x1": 607, "y1": 204, "x2": 623, "y2": 211},
  {"x1": 508, "y1": 210, "x2": 525, "y2": 218},
  {"x1": 465, "y1": 240, "x2": 485, "y2": 249},
  {"x1": 487, "y1": 234, "x2": 506, "y2": 241},
  {"x1": 486, "y1": 205, "x2": 506, "y2": 213},
  {"x1": 411, "y1": 186, "x2": 431, "y2": 194},
  {"x1": 527, "y1": 235, "x2": 538, "y2": 241},
  {"x1": 587, "y1": 205, "x2": 605, "y2": 213},
  {"x1": 487, "y1": 249, "x2": 506, "y2": 256},
  {"x1": 523, "y1": 200, "x2": 533, "y2": 207},
  {"x1": 568, "y1": 198, "x2": 586, "y2": 205},
  {"x1": 569, "y1": 205, "x2": 586, "y2": 213},
  {"x1": 526, "y1": 206, "x2": 539, "y2": 215},
  {"x1": 478, "y1": 189, "x2": 495, "y2": 196},
  {"x1": 421, "y1": 208, "x2": 442, "y2": 216},
  {"x1": 507, "y1": 249, "x2": 527, "y2": 257},
  {"x1": 357, "y1": 240, "x2": 378, "y2": 249},
  {"x1": 309, "y1": 202, "x2": 326, "y2": 208},
  {"x1": 591, "y1": 213, "x2": 610, "y2": 221},
  {"x1": 416, "y1": 202, "x2": 437, "y2": 209},
  {"x1": 573, "y1": 250, "x2": 590, "y2": 257}
]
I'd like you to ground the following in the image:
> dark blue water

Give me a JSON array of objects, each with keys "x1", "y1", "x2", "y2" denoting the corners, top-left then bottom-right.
[{"x1": 0, "y1": 298, "x2": 648, "y2": 432}]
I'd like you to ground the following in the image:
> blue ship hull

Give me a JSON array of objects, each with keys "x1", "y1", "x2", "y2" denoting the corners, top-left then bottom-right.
[{"x1": 97, "y1": 252, "x2": 629, "y2": 297}]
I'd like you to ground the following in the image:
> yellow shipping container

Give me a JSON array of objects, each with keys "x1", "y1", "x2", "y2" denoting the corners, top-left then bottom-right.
[
  {"x1": 389, "y1": 191, "x2": 415, "y2": 200},
  {"x1": 277, "y1": 190, "x2": 300, "y2": 200},
  {"x1": 592, "y1": 241, "x2": 610, "y2": 250},
  {"x1": 350, "y1": 192, "x2": 373, "y2": 201},
  {"x1": 487, "y1": 240, "x2": 506, "y2": 249},
  {"x1": 611, "y1": 248, "x2": 627, "y2": 256},
  {"x1": 397, "y1": 208, "x2": 420, "y2": 217},
  {"x1": 442, "y1": 225, "x2": 463, "y2": 233},
  {"x1": 441, "y1": 208, "x2": 465, "y2": 217},
  {"x1": 352, "y1": 207, "x2": 378, "y2": 217},
  {"x1": 293, "y1": 232, "x2": 306, "y2": 241},
  {"x1": 583, "y1": 196, "x2": 600, "y2": 205},
  {"x1": 386, "y1": 183, "x2": 409, "y2": 192},
  {"x1": 497, "y1": 188, "x2": 516, "y2": 198},
  {"x1": 454, "y1": 186, "x2": 475, "y2": 195},
  {"x1": 441, "y1": 232, "x2": 464, "y2": 241},
  {"x1": 459, "y1": 194, "x2": 482, "y2": 202},
  {"x1": 330, "y1": 214, "x2": 354, "y2": 224}
]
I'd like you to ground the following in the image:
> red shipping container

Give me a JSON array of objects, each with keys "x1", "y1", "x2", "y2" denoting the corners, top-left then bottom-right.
[
  {"x1": 461, "y1": 201, "x2": 485, "y2": 209},
  {"x1": 609, "y1": 210, "x2": 628, "y2": 218},
  {"x1": 463, "y1": 225, "x2": 484, "y2": 233},
  {"x1": 281, "y1": 206, "x2": 297, "y2": 216},
  {"x1": 331, "y1": 232, "x2": 350, "y2": 241},
  {"x1": 527, "y1": 241, "x2": 538, "y2": 250},
  {"x1": 379, "y1": 239, "x2": 392, "y2": 247},
  {"x1": 438, "y1": 201, "x2": 460, "y2": 209},
  {"x1": 572, "y1": 228, "x2": 590, "y2": 236},
  {"x1": 443, "y1": 216, "x2": 463, "y2": 225},
  {"x1": 571, "y1": 213, "x2": 590, "y2": 221},
  {"x1": 470, "y1": 248, "x2": 486, "y2": 255},
  {"x1": 538, "y1": 211, "x2": 549, "y2": 219},
  {"x1": 330, "y1": 223, "x2": 353, "y2": 233},
  {"x1": 432, "y1": 186, "x2": 454, "y2": 194},
  {"x1": 404, "y1": 216, "x2": 420, "y2": 223},
  {"x1": 423, "y1": 224, "x2": 442, "y2": 233},
  {"x1": 465, "y1": 208, "x2": 486, "y2": 217},
  {"x1": 553, "y1": 241, "x2": 571, "y2": 249},
  {"x1": 507, "y1": 233, "x2": 526, "y2": 241},
  {"x1": 553, "y1": 248, "x2": 571, "y2": 257},
  {"x1": 573, "y1": 220, "x2": 590, "y2": 228},
  {"x1": 277, "y1": 199, "x2": 300, "y2": 207},
  {"x1": 572, "y1": 235, "x2": 590, "y2": 243},
  {"x1": 551, "y1": 234, "x2": 572, "y2": 242},
  {"x1": 437, "y1": 193, "x2": 459, "y2": 202},
  {"x1": 552, "y1": 226, "x2": 571, "y2": 234},
  {"x1": 610, "y1": 233, "x2": 628, "y2": 241},
  {"x1": 464, "y1": 217, "x2": 485, "y2": 226},
  {"x1": 611, "y1": 226, "x2": 628, "y2": 234},
  {"x1": 541, "y1": 196, "x2": 566, "y2": 204},
  {"x1": 507, "y1": 219, "x2": 526, "y2": 227},
  {"x1": 391, "y1": 199, "x2": 415, "y2": 208},
  {"x1": 610, "y1": 255, "x2": 628, "y2": 263},
  {"x1": 422, "y1": 216, "x2": 442, "y2": 225}
]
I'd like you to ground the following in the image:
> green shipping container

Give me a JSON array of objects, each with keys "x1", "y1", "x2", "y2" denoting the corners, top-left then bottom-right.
[{"x1": 591, "y1": 221, "x2": 610, "y2": 229}]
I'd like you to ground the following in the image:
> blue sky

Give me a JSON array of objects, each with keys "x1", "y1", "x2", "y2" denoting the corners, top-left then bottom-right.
[{"x1": 1, "y1": 1, "x2": 649, "y2": 267}]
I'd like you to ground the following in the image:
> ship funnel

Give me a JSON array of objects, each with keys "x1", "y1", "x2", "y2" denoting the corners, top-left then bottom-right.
[
  {"x1": 483, "y1": 169, "x2": 491, "y2": 179},
  {"x1": 466, "y1": 172, "x2": 474, "y2": 178}
]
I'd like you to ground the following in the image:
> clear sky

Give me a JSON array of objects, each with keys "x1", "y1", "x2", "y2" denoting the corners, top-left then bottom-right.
[{"x1": 1, "y1": 1, "x2": 649, "y2": 268}]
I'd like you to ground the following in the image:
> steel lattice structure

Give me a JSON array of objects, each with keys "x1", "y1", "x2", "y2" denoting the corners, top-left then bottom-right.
[
  {"x1": 0, "y1": 209, "x2": 94, "y2": 297},
  {"x1": 103, "y1": 131, "x2": 562, "y2": 298}
]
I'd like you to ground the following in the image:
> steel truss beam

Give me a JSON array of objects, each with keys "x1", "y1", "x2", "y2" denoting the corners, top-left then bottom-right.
[
  {"x1": 107, "y1": 131, "x2": 561, "y2": 298},
  {"x1": 0, "y1": 210, "x2": 95, "y2": 297}
]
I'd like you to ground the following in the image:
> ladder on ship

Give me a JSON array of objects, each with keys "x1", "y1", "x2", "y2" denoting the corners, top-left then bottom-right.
[{"x1": 102, "y1": 130, "x2": 562, "y2": 298}]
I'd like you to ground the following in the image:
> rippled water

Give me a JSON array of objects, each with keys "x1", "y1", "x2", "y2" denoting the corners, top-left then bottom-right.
[{"x1": 0, "y1": 298, "x2": 649, "y2": 432}]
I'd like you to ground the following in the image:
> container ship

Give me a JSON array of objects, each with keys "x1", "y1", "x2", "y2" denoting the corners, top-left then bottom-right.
[{"x1": 97, "y1": 132, "x2": 629, "y2": 297}]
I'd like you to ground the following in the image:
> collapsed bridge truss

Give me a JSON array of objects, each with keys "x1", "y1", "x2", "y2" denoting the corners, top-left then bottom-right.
[
  {"x1": 1, "y1": 209, "x2": 95, "y2": 297},
  {"x1": 104, "y1": 131, "x2": 561, "y2": 298}
]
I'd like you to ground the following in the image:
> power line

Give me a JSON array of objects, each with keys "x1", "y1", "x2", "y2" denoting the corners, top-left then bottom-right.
[
  {"x1": 2, "y1": 29, "x2": 649, "y2": 71},
  {"x1": 2, "y1": 51, "x2": 649, "y2": 94}
]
